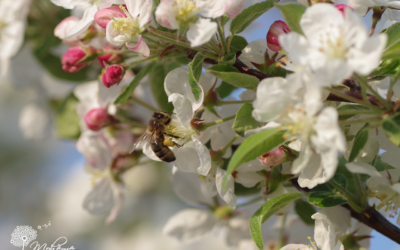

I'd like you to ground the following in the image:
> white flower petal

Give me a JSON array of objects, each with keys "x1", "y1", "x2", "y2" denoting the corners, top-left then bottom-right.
[
  {"x1": 279, "y1": 244, "x2": 310, "y2": 250},
  {"x1": 173, "y1": 141, "x2": 201, "y2": 173},
  {"x1": 66, "y1": 5, "x2": 98, "y2": 39},
  {"x1": 83, "y1": 178, "x2": 115, "y2": 215},
  {"x1": 216, "y1": 168, "x2": 237, "y2": 208},
  {"x1": 162, "y1": 208, "x2": 217, "y2": 243},
  {"x1": 193, "y1": 137, "x2": 212, "y2": 175},
  {"x1": 311, "y1": 213, "x2": 337, "y2": 250},
  {"x1": 187, "y1": 18, "x2": 217, "y2": 47},
  {"x1": 345, "y1": 162, "x2": 382, "y2": 177},
  {"x1": 168, "y1": 93, "x2": 193, "y2": 129},
  {"x1": 126, "y1": 35, "x2": 150, "y2": 57}
]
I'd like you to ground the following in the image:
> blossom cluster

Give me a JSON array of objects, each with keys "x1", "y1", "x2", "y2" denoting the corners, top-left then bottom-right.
[{"x1": 3, "y1": 0, "x2": 400, "y2": 249}]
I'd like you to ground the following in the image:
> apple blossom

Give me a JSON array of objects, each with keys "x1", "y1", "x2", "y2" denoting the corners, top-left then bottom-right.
[
  {"x1": 267, "y1": 20, "x2": 291, "y2": 52},
  {"x1": 102, "y1": 64, "x2": 125, "y2": 88},
  {"x1": 61, "y1": 45, "x2": 97, "y2": 72},
  {"x1": 94, "y1": 5, "x2": 126, "y2": 29},
  {"x1": 279, "y1": 3, "x2": 387, "y2": 85},
  {"x1": 105, "y1": 0, "x2": 152, "y2": 57},
  {"x1": 279, "y1": 213, "x2": 345, "y2": 250}
]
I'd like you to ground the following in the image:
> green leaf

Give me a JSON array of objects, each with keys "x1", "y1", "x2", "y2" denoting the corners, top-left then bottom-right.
[
  {"x1": 222, "y1": 53, "x2": 237, "y2": 65},
  {"x1": 276, "y1": 3, "x2": 306, "y2": 34},
  {"x1": 232, "y1": 104, "x2": 259, "y2": 137},
  {"x1": 384, "y1": 22, "x2": 400, "y2": 48},
  {"x1": 148, "y1": 62, "x2": 178, "y2": 112},
  {"x1": 382, "y1": 113, "x2": 400, "y2": 146},
  {"x1": 114, "y1": 61, "x2": 156, "y2": 104},
  {"x1": 216, "y1": 81, "x2": 238, "y2": 99},
  {"x1": 207, "y1": 63, "x2": 259, "y2": 90},
  {"x1": 374, "y1": 155, "x2": 396, "y2": 171},
  {"x1": 370, "y1": 59, "x2": 400, "y2": 77},
  {"x1": 228, "y1": 35, "x2": 248, "y2": 54},
  {"x1": 234, "y1": 182, "x2": 260, "y2": 196},
  {"x1": 230, "y1": 0, "x2": 278, "y2": 35},
  {"x1": 188, "y1": 53, "x2": 204, "y2": 101},
  {"x1": 337, "y1": 105, "x2": 370, "y2": 120},
  {"x1": 382, "y1": 41, "x2": 400, "y2": 60},
  {"x1": 55, "y1": 94, "x2": 80, "y2": 139},
  {"x1": 349, "y1": 123, "x2": 370, "y2": 162},
  {"x1": 308, "y1": 192, "x2": 347, "y2": 208},
  {"x1": 294, "y1": 199, "x2": 317, "y2": 226},
  {"x1": 223, "y1": 127, "x2": 286, "y2": 188},
  {"x1": 250, "y1": 193, "x2": 305, "y2": 250},
  {"x1": 334, "y1": 173, "x2": 348, "y2": 189},
  {"x1": 222, "y1": 14, "x2": 230, "y2": 26}
]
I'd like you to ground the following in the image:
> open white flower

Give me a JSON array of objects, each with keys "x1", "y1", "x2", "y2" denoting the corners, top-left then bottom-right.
[
  {"x1": 155, "y1": 0, "x2": 228, "y2": 47},
  {"x1": 280, "y1": 213, "x2": 344, "y2": 250},
  {"x1": 252, "y1": 76, "x2": 346, "y2": 188},
  {"x1": 51, "y1": 0, "x2": 124, "y2": 38},
  {"x1": 279, "y1": 3, "x2": 387, "y2": 85},
  {"x1": 348, "y1": 0, "x2": 400, "y2": 20},
  {"x1": 346, "y1": 162, "x2": 400, "y2": 224},
  {"x1": 105, "y1": 0, "x2": 152, "y2": 57}
]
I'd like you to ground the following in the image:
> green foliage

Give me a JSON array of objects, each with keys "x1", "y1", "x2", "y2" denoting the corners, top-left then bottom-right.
[
  {"x1": 250, "y1": 193, "x2": 305, "y2": 250},
  {"x1": 223, "y1": 128, "x2": 286, "y2": 188},
  {"x1": 374, "y1": 155, "x2": 396, "y2": 171},
  {"x1": 308, "y1": 192, "x2": 347, "y2": 208},
  {"x1": 222, "y1": 53, "x2": 237, "y2": 65},
  {"x1": 228, "y1": 35, "x2": 248, "y2": 54},
  {"x1": 382, "y1": 42, "x2": 400, "y2": 60},
  {"x1": 276, "y1": 3, "x2": 306, "y2": 34},
  {"x1": 334, "y1": 173, "x2": 348, "y2": 189},
  {"x1": 147, "y1": 62, "x2": 179, "y2": 112},
  {"x1": 349, "y1": 123, "x2": 370, "y2": 162},
  {"x1": 232, "y1": 104, "x2": 259, "y2": 137},
  {"x1": 234, "y1": 182, "x2": 261, "y2": 196},
  {"x1": 383, "y1": 22, "x2": 400, "y2": 48},
  {"x1": 55, "y1": 94, "x2": 80, "y2": 139},
  {"x1": 207, "y1": 64, "x2": 259, "y2": 90},
  {"x1": 295, "y1": 199, "x2": 317, "y2": 226},
  {"x1": 114, "y1": 61, "x2": 157, "y2": 104},
  {"x1": 382, "y1": 113, "x2": 400, "y2": 146},
  {"x1": 188, "y1": 53, "x2": 205, "y2": 101},
  {"x1": 216, "y1": 81, "x2": 239, "y2": 99},
  {"x1": 370, "y1": 59, "x2": 400, "y2": 77},
  {"x1": 337, "y1": 105, "x2": 370, "y2": 120},
  {"x1": 265, "y1": 63, "x2": 287, "y2": 77},
  {"x1": 230, "y1": 0, "x2": 278, "y2": 35}
]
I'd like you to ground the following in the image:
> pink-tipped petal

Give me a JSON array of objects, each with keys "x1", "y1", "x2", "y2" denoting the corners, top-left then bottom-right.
[
  {"x1": 126, "y1": 36, "x2": 150, "y2": 57},
  {"x1": 66, "y1": 5, "x2": 98, "y2": 39}
]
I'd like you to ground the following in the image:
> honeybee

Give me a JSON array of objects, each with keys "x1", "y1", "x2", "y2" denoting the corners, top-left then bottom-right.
[{"x1": 132, "y1": 111, "x2": 181, "y2": 162}]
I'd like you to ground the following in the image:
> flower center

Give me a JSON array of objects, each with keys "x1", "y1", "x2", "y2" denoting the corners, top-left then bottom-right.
[
  {"x1": 173, "y1": 0, "x2": 200, "y2": 24},
  {"x1": 166, "y1": 119, "x2": 195, "y2": 145},
  {"x1": 112, "y1": 6, "x2": 142, "y2": 38},
  {"x1": 281, "y1": 105, "x2": 316, "y2": 142},
  {"x1": 317, "y1": 27, "x2": 349, "y2": 60}
]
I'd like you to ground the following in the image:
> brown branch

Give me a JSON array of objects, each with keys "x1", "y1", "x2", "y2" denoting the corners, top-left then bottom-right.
[{"x1": 290, "y1": 177, "x2": 400, "y2": 244}]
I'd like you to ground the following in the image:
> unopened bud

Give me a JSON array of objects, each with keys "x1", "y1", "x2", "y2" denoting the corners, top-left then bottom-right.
[
  {"x1": 84, "y1": 108, "x2": 110, "y2": 131},
  {"x1": 102, "y1": 64, "x2": 125, "y2": 88},
  {"x1": 266, "y1": 20, "x2": 290, "y2": 52},
  {"x1": 62, "y1": 46, "x2": 97, "y2": 72},
  {"x1": 98, "y1": 45, "x2": 122, "y2": 67},
  {"x1": 335, "y1": 4, "x2": 353, "y2": 16},
  {"x1": 94, "y1": 5, "x2": 127, "y2": 29},
  {"x1": 259, "y1": 147, "x2": 287, "y2": 166}
]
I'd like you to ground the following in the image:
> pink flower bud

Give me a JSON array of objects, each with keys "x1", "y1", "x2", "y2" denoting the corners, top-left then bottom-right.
[
  {"x1": 102, "y1": 64, "x2": 125, "y2": 88},
  {"x1": 98, "y1": 45, "x2": 122, "y2": 67},
  {"x1": 266, "y1": 20, "x2": 291, "y2": 52},
  {"x1": 259, "y1": 147, "x2": 287, "y2": 166},
  {"x1": 335, "y1": 4, "x2": 353, "y2": 16},
  {"x1": 62, "y1": 46, "x2": 97, "y2": 73},
  {"x1": 84, "y1": 108, "x2": 110, "y2": 131},
  {"x1": 94, "y1": 5, "x2": 127, "y2": 29}
]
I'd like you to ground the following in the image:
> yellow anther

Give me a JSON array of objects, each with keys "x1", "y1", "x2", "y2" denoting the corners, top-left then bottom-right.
[{"x1": 307, "y1": 236, "x2": 311, "y2": 240}]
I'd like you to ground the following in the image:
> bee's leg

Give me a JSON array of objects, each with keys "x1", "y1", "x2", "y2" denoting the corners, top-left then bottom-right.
[
  {"x1": 173, "y1": 142, "x2": 181, "y2": 148},
  {"x1": 164, "y1": 132, "x2": 182, "y2": 139}
]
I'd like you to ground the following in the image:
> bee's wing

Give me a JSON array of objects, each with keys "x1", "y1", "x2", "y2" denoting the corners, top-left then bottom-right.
[{"x1": 130, "y1": 132, "x2": 151, "y2": 153}]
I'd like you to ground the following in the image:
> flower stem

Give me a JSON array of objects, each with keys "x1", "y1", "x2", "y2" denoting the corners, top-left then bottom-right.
[
  {"x1": 329, "y1": 180, "x2": 366, "y2": 213},
  {"x1": 277, "y1": 213, "x2": 288, "y2": 249},
  {"x1": 217, "y1": 17, "x2": 227, "y2": 55},
  {"x1": 127, "y1": 55, "x2": 159, "y2": 67},
  {"x1": 325, "y1": 87, "x2": 382, "y2": 112},
  {"x1": 220, "y1": 134, "x2": 240, "y2": 154},
  {"x1": 130, "y1": 95, "x2": 158, "y2": 112},
  {"x1": 202, "y1": 115, "x2": 236, "y2": 129},
  {"x1": 354, "y1": 74, "x2": 392, "y2": 110},
  {"x1": 352, "y1": 173, "x2": 364, "y2": 199},
  {"x1": 337, "y1": 109, "x2": 376, "y2": 116},
  {"x1": 226, "y1": 35, "x2": 234, "y2": 54},
  {"x1": 216, "y1": 99, "x2": 253, "y2": 106},
  {"x1": 97, "y1": 50, "x2": 135, "y2": 55}
]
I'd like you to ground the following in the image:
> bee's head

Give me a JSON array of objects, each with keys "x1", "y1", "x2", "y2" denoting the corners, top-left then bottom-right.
[{"x1": 153, "y1": 111, "x2": 171, "y2": 124}]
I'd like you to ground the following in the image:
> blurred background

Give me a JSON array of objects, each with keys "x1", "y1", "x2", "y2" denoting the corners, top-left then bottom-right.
[{"x1": 0, "y1": 1, "x2": 399, "y2": 249}]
